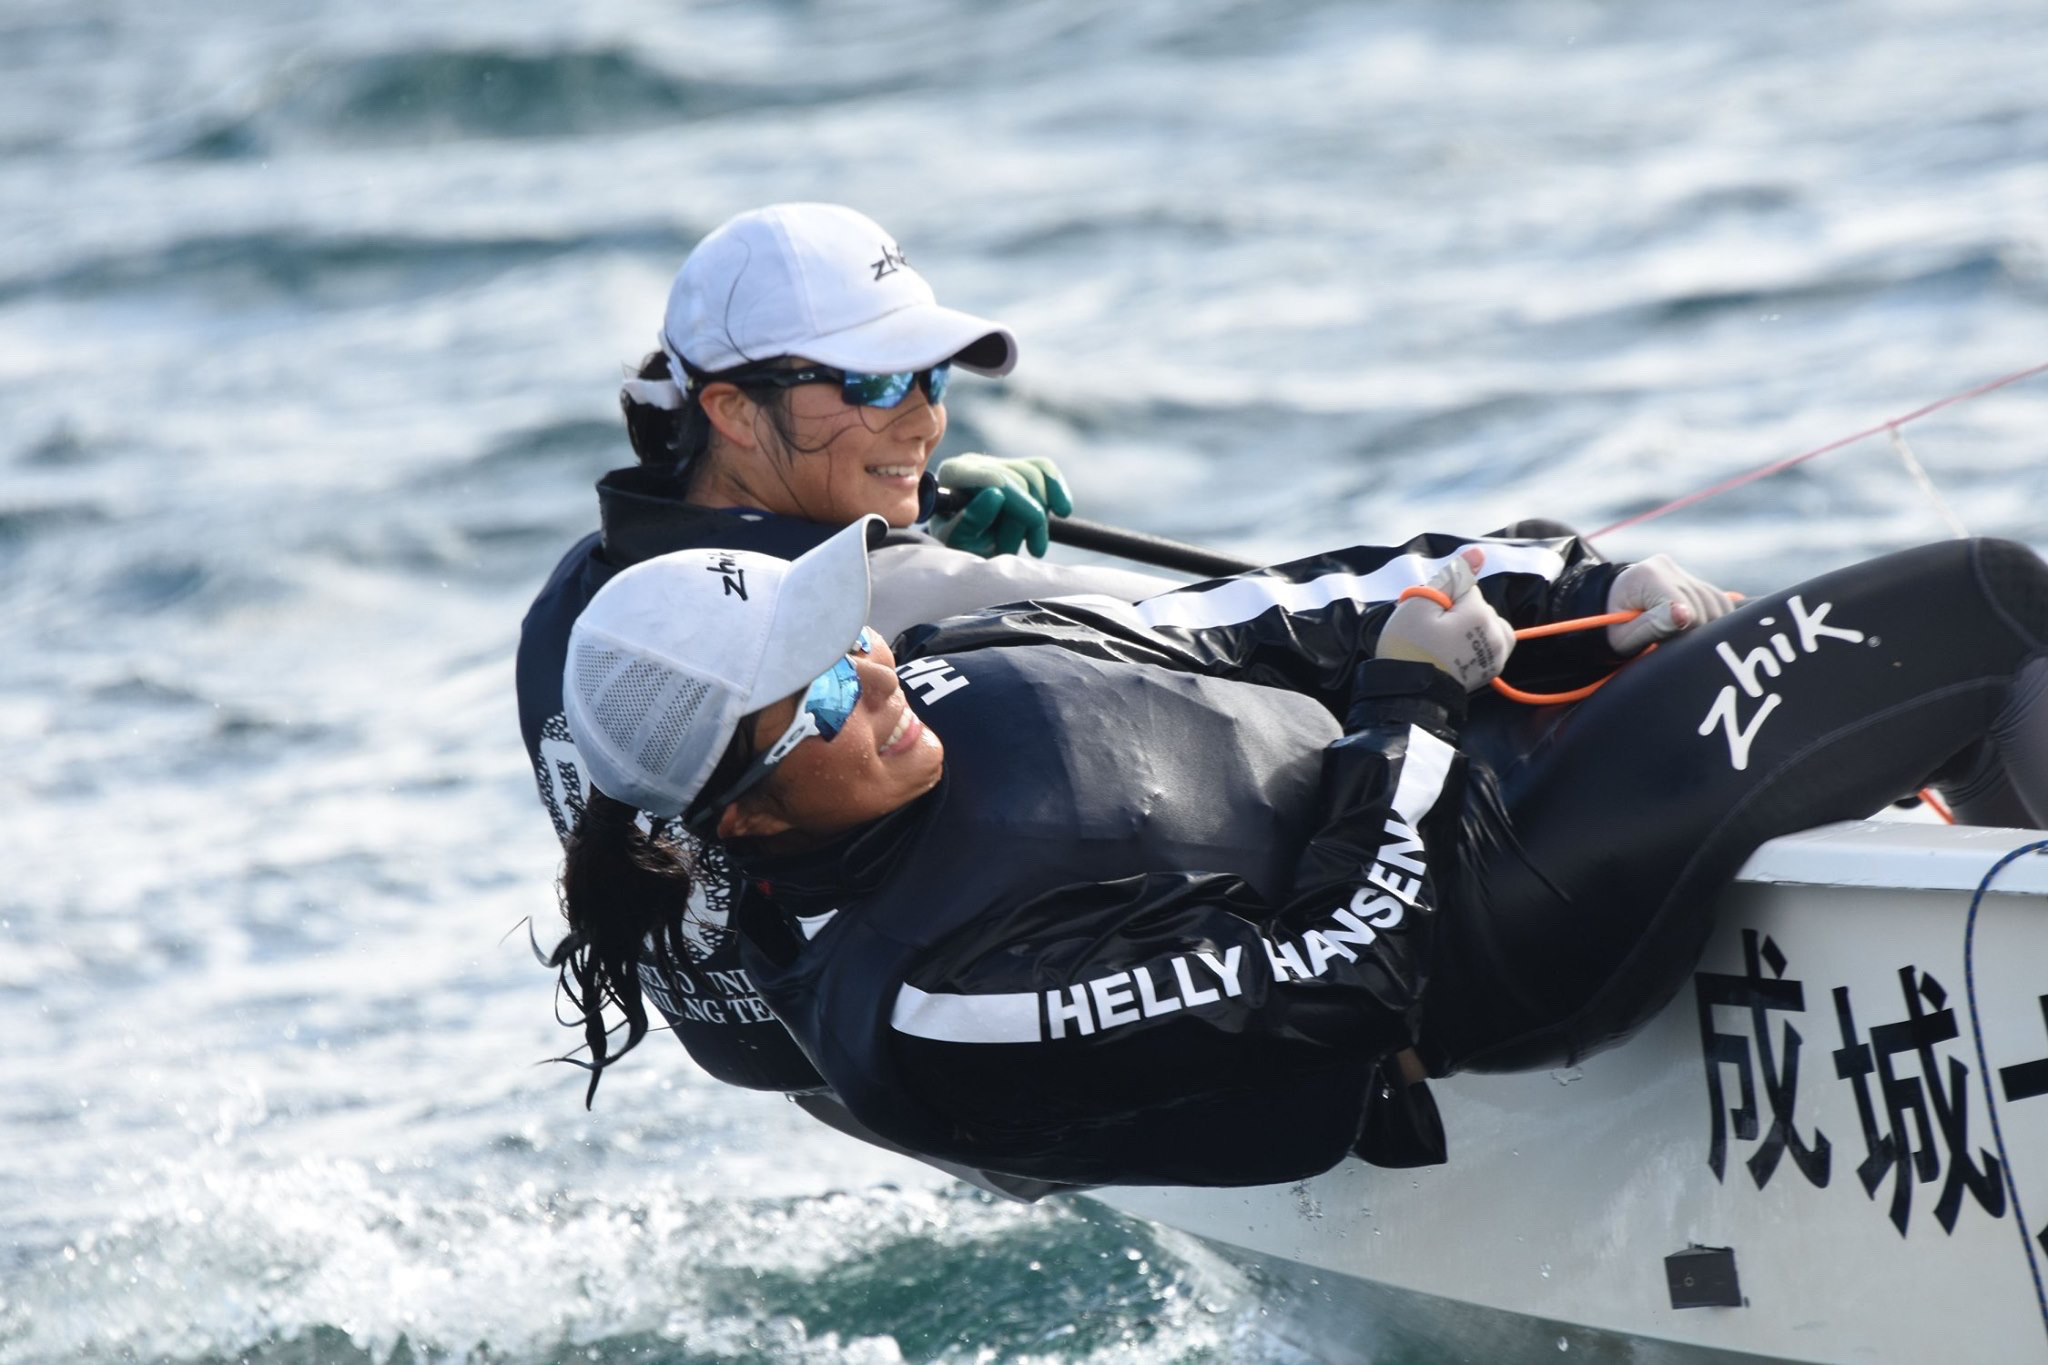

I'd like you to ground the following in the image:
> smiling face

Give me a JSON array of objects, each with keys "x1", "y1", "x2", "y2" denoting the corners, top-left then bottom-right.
[
  {"x1": 715, "y1": 631, "x2": 946, "y2": 843},
  {"x1": 693, "y1": 363, "x2": 946, "y2": 528}
]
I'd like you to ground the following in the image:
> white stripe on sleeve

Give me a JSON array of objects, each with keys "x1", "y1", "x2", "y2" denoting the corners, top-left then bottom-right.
[
  {"x1": 1133, "y1": 541, "x2": 1567, "y2": 632},
  {"x1": 1391, "y1": 724, "x2": 1456, "y2": 826},
  {"x1": 892, "y1": 983, "x2": 1042, "y2": 1044}
]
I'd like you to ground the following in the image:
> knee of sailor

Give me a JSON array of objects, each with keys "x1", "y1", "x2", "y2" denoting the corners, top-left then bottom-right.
[{"x1": 1969, "y1": 536, "x2": 2048, "y2": 647}]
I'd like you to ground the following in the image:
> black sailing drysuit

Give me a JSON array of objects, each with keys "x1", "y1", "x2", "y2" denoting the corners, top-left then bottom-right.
[{"x1": 732, "y1": 535, "x2": 2048, "y2": 1189}]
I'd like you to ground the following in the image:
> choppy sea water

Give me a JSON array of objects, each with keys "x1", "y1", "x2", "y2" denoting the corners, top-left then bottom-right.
[{"x1": 2, "y1": 0, "x2": 2045, "y2": 1360}]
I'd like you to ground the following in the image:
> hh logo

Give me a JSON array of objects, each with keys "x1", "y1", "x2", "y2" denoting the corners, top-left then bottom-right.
[
  {"x1": 1697, "y1": 596, "x2": 1868, "y2": 770},
  {"x1": 899, "y1": 656, "x2": 969, "y2": 703}
]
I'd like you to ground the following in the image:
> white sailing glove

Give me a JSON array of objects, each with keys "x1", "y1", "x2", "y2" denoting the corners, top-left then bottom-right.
[
  {"x1": 1605, "y1": 554, "x2": 1733, "y2": 655},
  {"x1": 1376, "y1": 549, "x2": 1515, "y2": 693}
]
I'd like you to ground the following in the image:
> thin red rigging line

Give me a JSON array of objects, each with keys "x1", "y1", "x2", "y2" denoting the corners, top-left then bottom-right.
[{"x1": 1587, "y1": 360, "x2": 2048, "y2": 542}]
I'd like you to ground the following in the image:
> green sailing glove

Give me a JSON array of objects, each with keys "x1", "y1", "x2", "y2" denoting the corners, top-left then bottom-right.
[{"x1": 931, "y1": 454, "x2": 1074, "y2": 558}]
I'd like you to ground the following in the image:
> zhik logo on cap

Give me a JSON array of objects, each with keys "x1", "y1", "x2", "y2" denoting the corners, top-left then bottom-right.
[
  {"x1": 706, "y1": 555, "x2": 748, "y2": 600},
  {"x1": 871, "y1": 243, "x2": 908, "y2": 281}
]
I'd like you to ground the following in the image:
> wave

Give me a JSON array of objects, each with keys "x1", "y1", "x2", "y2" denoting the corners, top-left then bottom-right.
[
  {"x1": 0, "y1": 1168, "x2": 1273, "y2": 1365},
  {"x1": 87, "y1": 674, "x2": 212, "y2": 709},
  {"x1": 1640, "y1": 245, "x2": 2031, "y2": 327},
  {"x1": 0, "y1": 501, "x2": 111, "y2": 551},
  {"x1": 0, "y1": 223, "x2": 696, "y2": 306},
  {"x1": 463, "y1": 418, "x2": 622, "y2": 472},
  {"x1": 15, "y1": 423, "x2": 105, "y2": 468},
  {"x1": 168, "y1": 47, "x2": 898, "y2": 160},
  {"x1": 88, "y1": 552, "x2": 297, "y2": 618}
]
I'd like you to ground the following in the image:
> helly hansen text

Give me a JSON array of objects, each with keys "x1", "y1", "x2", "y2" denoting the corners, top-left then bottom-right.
[{"x1": 1041, "y1": 818, "x2": 1425, "y2": 1040}]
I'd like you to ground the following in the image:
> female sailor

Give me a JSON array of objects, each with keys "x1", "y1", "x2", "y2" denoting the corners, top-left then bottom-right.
[{"x1": 548, "y1": 517, "x2": 2048, "y2": 1186}]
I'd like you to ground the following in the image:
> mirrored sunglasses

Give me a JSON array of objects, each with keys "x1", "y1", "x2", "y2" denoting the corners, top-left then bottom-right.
[
  {"x1": 724, "y1": 363, "x2": 950, "y2": 409},
  {"x1": 689, "y1": 628, "x2": 876, "y2": 826}
]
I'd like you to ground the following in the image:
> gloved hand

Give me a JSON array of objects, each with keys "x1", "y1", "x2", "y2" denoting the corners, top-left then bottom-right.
[
  {"x1": 930, "y1": 454, "x2": 1073, "y2": 558},
  {"x1": 1376, "y1": 549, "x2": 1515, "y2": 693},
  {"x1": 1605, "y1": 554, "x2": 1732, "y2": 655}
]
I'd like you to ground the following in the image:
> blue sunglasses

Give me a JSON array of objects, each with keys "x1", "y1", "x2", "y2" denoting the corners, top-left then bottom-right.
[
  {"x1": 691, "y1": 628, "x2": 875, "y2": 823},
  {"x1": 723, "y1": 363, "x2": 950, "y2": 409}
]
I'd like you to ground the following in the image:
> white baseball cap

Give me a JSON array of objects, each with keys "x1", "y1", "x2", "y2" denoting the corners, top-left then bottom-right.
[
  {"x1": 564, "y1": 516, "x2": 883, "y2": 818},
  {"x1": 660, "y1": 203, "x2": 1018, "y2": 380}
]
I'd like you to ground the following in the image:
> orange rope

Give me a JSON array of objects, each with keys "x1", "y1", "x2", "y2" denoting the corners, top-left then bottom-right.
[
  {"x1": 1510, "y1": 610, "x2": 1642, "y2": 640},
  {"x1": 1490, "y1": 671, "x2": 1629, "y2": 705},
  {"x1": 1394, "y1": 586, "x2": 1644, "y2": 704},
  {"x1": 1491, "y1": 610, "x2": 1646, "y2": 704},
  {"x1": 1397, "y1": 585, "x2": 1455, "y2": 610}
]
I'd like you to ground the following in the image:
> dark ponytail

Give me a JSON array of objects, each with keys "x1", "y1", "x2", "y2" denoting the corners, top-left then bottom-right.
[
  {"x1": 621, "y1": 350, "x2": 715, "y2": 484},
  {"x1": 551, "y1": 788, "x2": 697, "y2": 1105},
  {"x1": 620, "y1": 349, "x2": 811, "y2": 494}
]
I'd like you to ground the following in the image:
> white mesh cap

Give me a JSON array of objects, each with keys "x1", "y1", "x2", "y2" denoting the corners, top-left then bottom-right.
[
  {"x1": 660, "y1": 203, "x2": 1017, "y2": 379},
  {"x1": 563, "y1": 516, "x2": 883, "y2": 818}
]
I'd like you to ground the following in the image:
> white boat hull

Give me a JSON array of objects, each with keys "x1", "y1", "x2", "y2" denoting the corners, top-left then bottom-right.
[{"x1": 1091, "y1": 821, "x2": 2048, "y2": 1364}]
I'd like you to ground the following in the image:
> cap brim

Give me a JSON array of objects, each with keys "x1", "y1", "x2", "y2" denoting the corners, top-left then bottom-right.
[
  {"x1": 801, "y1": 302, "x2": 1017, "y2": 378},
  {"x1": 749, "y1": 516, "x2": 885, "y2": 708}
]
